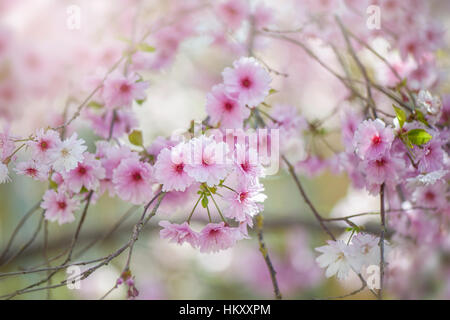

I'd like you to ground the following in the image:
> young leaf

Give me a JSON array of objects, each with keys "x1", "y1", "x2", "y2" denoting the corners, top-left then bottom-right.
[
  {"x1": 415, "y1": 110, "x2": 430, "y2": 127},
  {"x1": 88, "y1": 101, "x2": 103, "y2": 109},
  {"x1": 128, "y1": 130, "x2": 143, "y2": 146},
  {"x1": 201, "y1": 196, "x2": 209, "y2": 208},
  {"x1": 48, "y1": 179, "x2": 58, "y2": 190},
  {"x1": 407, "y1": 129, "x2": 432, "y2": 146},
  {"x1": 136, "y1": 43, "x2": 156, "y2": 52},
  {"x1": 393, "y1": 105, "x2": 406, "y2": 128}
]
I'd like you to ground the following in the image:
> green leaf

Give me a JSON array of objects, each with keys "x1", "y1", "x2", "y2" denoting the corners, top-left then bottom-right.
[
  {"x1": 88, "y1": 101, "x2": 103, "y2": 109},
  {"x1": 415, "y1": 110, "x2": 429, "y2": 127},
  {"x1": 136, "y1": 99, "x2": 146, "y2": 105},
  {"x1": 128, "y1": 130, "x2": 143, "y2": 146},
  {"x1": 80, "y1": 186, "x2": 89, "y2": 193},
  {"x1": 136, "y1": 43, "x2": 156, "y2": 52},
  {"x1": 201, "y1": 196, "x2": 209, "y2": 208},
  {"x1": 393, "y1": 105, "x2": 406, "y2": 128},
  {"x1": 49, "y1": 179, "x2": 58, "y2": 190},
  {"x1": 117, "y1": 36, "x2": 132, "y2": 44},
  {"x1": 407, "y1": 129, "x2": 432, "y2": 146}
]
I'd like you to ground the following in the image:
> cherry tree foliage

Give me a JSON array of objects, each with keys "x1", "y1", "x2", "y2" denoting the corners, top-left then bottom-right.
[{"x1": 0, "y1": 0, "x2": 448, "y2": 300}]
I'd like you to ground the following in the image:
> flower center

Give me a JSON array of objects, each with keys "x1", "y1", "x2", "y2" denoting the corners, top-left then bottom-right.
[
  {"x1": 57, "y1": 201, "x2": 67, "y2": 210},
  {"x1": 226, "y1": 6, "x2": 237, "y2": 16},
  {"x1": 202, "y1": 156, "x2": 212, "y2": 166},
  {"x1": 132, "y1": 171, "x2": 142, "y2": 181},
  {"x1": 61, "y1": 148, "x2": 70, "y2": 158},
  {"x1": 120, "y1": 83, "x2": 131, "y2": 93},
  {"x1": 174, "y1": 163, "x2": 184, "y2": 173},
  {"x1": 26, "y1": 168, "x2": 37, "y2": 176},
  {"x1": 371, "y1": 135, "x2": 382, "y2": 145},
  {"x1": 241, "y1": 161, "x2": 250, "y2": 172},
  {"x1": 239, "y1": 192, "x2": 248, "y2": 202},
  {"x1": 78, "y1": 166, "x2": 87, "y2": 175},
  {"x1": 375, "y1": 159, "x2": 386, "y2": 167},
  {"x1": 425, "y1": 191, "x2": 435, "y2": 201},
  {"x1": 40, "y1": 140, "x2": 48, "y2": 150},
  {"x1": 241, "y1": 77, "x2": 252, "y2": 88},
  {"x1": 224, "y1": 102, "x2": 234, "y2": 111}
]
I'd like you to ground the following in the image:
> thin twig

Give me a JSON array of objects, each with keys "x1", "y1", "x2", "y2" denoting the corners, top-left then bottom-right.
[
  {"x1": 282, "y1": 155, "x2": 336, "y2": 241},
  {"x1": 379, "y1": 183, "x2": 386, "y2": 299},
  {"x1": 255, "y1": 214, "x2": 282, "y2": 300},
  {"x1": 0, "y1": 201, "x2": 41, "y2": 265}
]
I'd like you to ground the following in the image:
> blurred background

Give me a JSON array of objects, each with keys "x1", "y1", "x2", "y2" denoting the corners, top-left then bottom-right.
[{"x1": 0, "y1": 0, "x2": 449, "y2": 299}]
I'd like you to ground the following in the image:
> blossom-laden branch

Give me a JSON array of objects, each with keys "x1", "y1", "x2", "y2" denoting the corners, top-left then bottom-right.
[{"x1": 0, "y1": 0, "x2": 448, "y2": 301}]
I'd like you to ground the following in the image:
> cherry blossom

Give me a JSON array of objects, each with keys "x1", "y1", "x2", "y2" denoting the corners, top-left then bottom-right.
[
  {"x1": 353, "y1": 119, "x2": 395, "y2": 161},
  {"x1": 112, "y1": 158, "x2": 154, "y2": 205},
  {"x1": 48, "y1": 133, "x2": 87, "y2": 173},
  {"x1": 222, "y1": 57, "x2": 271, "y2": 107},
  {"x1": 41, "y1": 189, "x2": 80, "y2": 225}
]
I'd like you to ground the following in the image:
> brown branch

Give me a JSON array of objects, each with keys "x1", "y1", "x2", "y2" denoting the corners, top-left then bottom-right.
[
  {"x1": 282, "y1": 155, "x2": 336, "y2": 241},
  {"x1": 335, "y1": 16, "x2": 378, "y2": 119},
  {"x1": 1, "y1": 192, "x2": 164, "y2": 299},
  {"x1": 0, "y1": 210, "x2": 45, "y2": 267},
  {"x1": 379, "y1": 183, "x2": 386, "y2": 299},
  {"x1": 255, "y1": 214, "x2": 282, "y2": 300},
  {"x1": 0, "y1": 201, "x2": 41, "y2": 265}
]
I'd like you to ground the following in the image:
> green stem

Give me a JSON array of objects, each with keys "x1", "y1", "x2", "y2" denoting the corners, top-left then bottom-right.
[
  {"x1": 205, "y1": 186, "x2": 227, "y2": 223},
  {"x1": 187, "y1": 194, "x2": 202, "y2": 224}
]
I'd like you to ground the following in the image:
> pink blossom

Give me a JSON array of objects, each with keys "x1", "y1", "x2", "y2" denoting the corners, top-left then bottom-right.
[
  {"x1": 159, "y1": 221, "x2": 199, "y2": 247},
  {"x1": 154, "y1": 144, "x2": 194, "y2": 192},
  {"x1": 41, "y1": 190, "x2": 80, "y2": 225},
  {"x1": 253, "y1": 3, "x2": 274, "y2": 29},
  {"x1": 63, "y1": 152, "x2": 106, "y2": 193},
  {"x1": 27, "y1": 129, "x2": 61, "y2": 163},
  {"x1": 398, "y1": 33, "x2": 427, "y2": 62},
  {"x1": 96, "y1": 143, "x2": 140, "y2": 197},
  {"x1": 223, "y1": 181, "x2": 266, "y2": 224},
  {"x1": 341, "y1": 108, "x2": 362, "y2": 151},
  {"x1": 412, "y1": 182, "x2": 447, "y2": 209},
  {"x1": 14, "y1": 160, "x2": 49, "y2": 181},
  {"x1": 423, "y1": 22, "x2": 445, "y2": 51},
  {"x1": 295, "y1": 156, "x2": 327, "y2": 178},
  {"x1": 102, "y1": 73, "x2": 149, "y2": 109},
  {"x1": 206, "y1": 84, "x2": 249, "y2": 129},
  {"x1": 360, "y1": 153, "x2": 404, "y2": 186},
  {"x1": 415, "y1": 138, "x2": 444, "y2": 173},
  {"x1": 157, "y1": 185, "x2": 199, "y2": 215},
  {"x1": 84, "y1": 109, "x2": 138, "y2": 139},
  {"x1": 337, "y1": 152, "x2": 366, "y2": 189},
  {"x1": 0, "y1": 125, "x2": 15, "y2": 161},
  {"x1": 222, "y1": 57, "x2": 271, "y2": 107},
  {"x1": 233, "y1": 144, "x2": 264, "y2": 183},
  {"x1": 268, "y1": 104, "x2": 307, "y2": 140},
  {"x1": 408, "y1": 61, "x2": 438, "y2": 91},
  {"x1": 112, "y1": 158, "x2": 154, "y2": 204},
  {"x1": 146, "y1": 136, "x2": 178, "y2": 161},
  {"x1": 198, "y1": 222, "x2": 240, "y2": 253},
  {"x1": 353, "y1": 119, "x2": 394, "y2": 160},
  {"x1": 215, "y1": 0, "x2": 249, "y2": 30},
  {"x1": 185, "y1": 136, "x2": 229, "y2": 187}
]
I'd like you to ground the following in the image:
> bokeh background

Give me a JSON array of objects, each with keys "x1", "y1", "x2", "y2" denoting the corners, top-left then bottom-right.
[{"x1": 0, "y1": 0, "x2": 449, "y2": 299}]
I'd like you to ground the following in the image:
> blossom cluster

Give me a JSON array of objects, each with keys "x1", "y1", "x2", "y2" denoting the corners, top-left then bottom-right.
[
  {"x1": 316, "y1": 233, "x2": 389, "y2": 280},
  {"x1": 0, "y1": 0, "x2": 449, "y2": 299}
]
